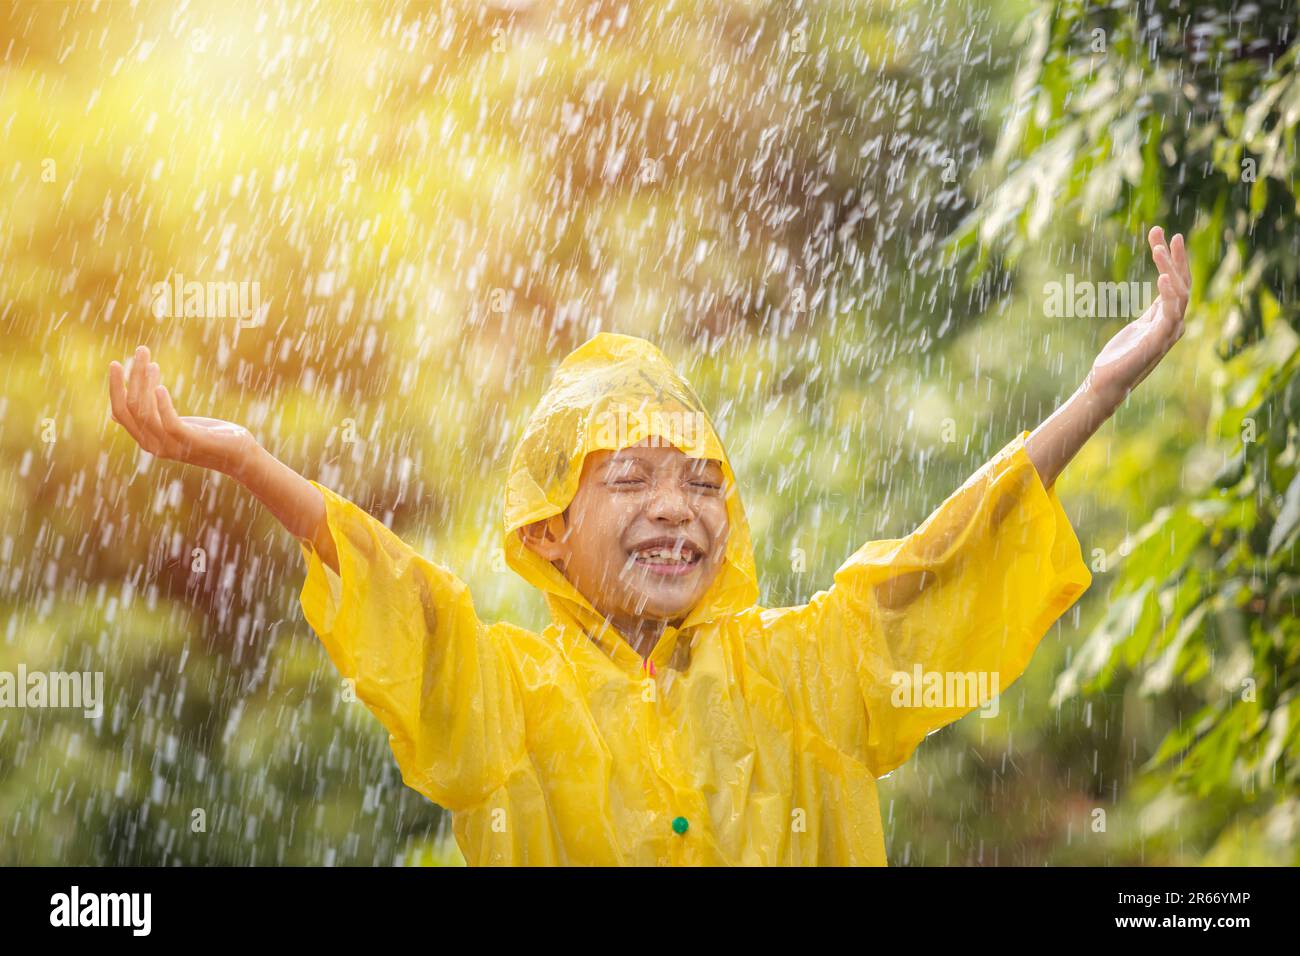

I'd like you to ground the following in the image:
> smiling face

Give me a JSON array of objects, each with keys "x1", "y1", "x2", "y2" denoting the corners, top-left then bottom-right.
[{"x1": 518, "y1": 441, "x2": 731, "y2": 632}]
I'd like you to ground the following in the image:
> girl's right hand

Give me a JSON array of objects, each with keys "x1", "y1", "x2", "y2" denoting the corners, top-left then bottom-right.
[{"x1": 109, "y1": 345, "x2": 257, "y2": 479}]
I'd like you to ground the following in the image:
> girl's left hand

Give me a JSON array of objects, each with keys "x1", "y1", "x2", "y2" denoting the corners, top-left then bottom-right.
[{"x1": 1085, "y1": 226, "x2": 1191, "y2": 407}]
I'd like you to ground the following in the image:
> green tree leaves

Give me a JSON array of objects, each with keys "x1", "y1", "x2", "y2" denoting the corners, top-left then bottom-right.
[{"x1": 953, "y1": 0, "x2": 1300, "y2": 862}]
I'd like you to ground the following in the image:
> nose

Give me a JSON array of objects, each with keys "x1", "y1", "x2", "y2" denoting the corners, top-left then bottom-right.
[{"x1": 646, "y1": 478, "x2": 692, "y2": 524}]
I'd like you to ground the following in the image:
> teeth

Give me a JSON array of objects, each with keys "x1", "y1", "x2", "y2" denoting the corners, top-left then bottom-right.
[{"x1": 635, "y1": 546, "x2": 696, "y2": 562}]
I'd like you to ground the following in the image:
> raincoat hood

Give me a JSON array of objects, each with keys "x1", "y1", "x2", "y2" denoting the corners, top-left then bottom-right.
[{"x1": 503, "y1": 333, "x2": 759, "y2": 650}]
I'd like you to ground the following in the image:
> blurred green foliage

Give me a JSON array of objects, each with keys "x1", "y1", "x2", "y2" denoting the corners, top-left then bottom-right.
[{"x1": 952, "y1": 0, "x2": 1300, "y2": 863}]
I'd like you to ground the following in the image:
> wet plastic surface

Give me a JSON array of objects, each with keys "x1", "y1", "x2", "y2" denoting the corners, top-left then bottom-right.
[{"x1": 298, "y1": 332, "x2": 1091, "y2": 864}]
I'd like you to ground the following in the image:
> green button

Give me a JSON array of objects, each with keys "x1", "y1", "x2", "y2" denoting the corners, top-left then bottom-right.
[{"x1": 672, "y1": 816, "x2": 689, "y2": 835}]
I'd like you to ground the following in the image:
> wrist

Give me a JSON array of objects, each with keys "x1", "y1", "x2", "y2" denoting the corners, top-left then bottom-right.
[
  {"x1": 1078, "y1": 373, "x2": 1124, "y2": 420},
  {"x1": 223, "y1": 434, "x2": 265, "y2": 485}
]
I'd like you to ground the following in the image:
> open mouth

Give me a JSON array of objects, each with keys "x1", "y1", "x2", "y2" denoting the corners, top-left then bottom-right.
[{"x1": 628, "y1": 538, "x2": 703, "y2": 576}]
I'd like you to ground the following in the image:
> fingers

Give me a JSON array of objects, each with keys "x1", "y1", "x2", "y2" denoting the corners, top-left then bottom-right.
[
  {"x1": 127, "y1": 345, "x2": 149, "y2": 418},
  {"x1": 1155, "y1": 246, "x2": 1187, "y2": 301},
  {"x1": 1157, "y1": 273, "x2": 1182, "y2": 314},
  {"x1": 1149, "y1": 225, "x2": 1189, "y2": 323},
  {"x1": 1149, "y1": 230, "x2": 1185, "y2": 290},
  {"x1": 1151, "y1": 241, "x2": 1175, "y2": 278},
  {"x1": 154, "y1": 383, "x2": 189, "y2": 445},
  {"x1": 1156, "y1": 274, "x2": 1187, "y2": 341},
  {"x1": 1149, "y1": 226, "x2": 1191, "y2": 293},
  {"x1": 1147, "y1": 225, "x2": 1165, "y2": 262},
  {"x1": 111, "y1": 345, "x2": 177, "y2": 456},
  {"x1": 1171, "y1": 232, "x2": 1192, "y2": 288},
  {"x1": 1164, "y1": 274, "x2": 1185, "y2": 319},
  {"x1": 135, "y1": 361, "x2": 168, "y2": 443},
  {"x1": 108, "y1": 359, "x2": 154, "y2": 451},
  {"x1": 107, "y1": 362, "x2": 127, "y2": 424}
]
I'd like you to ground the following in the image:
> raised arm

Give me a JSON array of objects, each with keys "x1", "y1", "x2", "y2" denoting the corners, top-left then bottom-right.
[
  {"x1": 869, "y1": 226, "x2": 1192, "y2": 606},
  {"x1": 1025, "y1": 226, "x2": 1192, "y2": 489},
  {"x1": 748, "y1": 227, "x2": 1190, "y2": 775},
  {"x1": 108, "y1": 345, "x2": 339, "y2": 572},
  {"x1": 110, "y1": 345, "x2": 524, "y2": 810}
]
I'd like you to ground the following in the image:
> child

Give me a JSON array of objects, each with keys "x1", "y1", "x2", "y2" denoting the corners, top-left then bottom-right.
[{"x1": 108, "y1": 228, "x2": 1191, "y2": 865}]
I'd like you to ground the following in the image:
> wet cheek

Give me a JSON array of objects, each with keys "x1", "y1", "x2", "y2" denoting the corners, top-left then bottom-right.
[
  {"x1": 581, "y1": 510, "x2": 635, "y2": 565},
  {"x1": 606, "y1": 501, "x2": 645, "y2": 537},
  {"x1": 572, "y1": 493, "x2": 623, "y2": 534}
]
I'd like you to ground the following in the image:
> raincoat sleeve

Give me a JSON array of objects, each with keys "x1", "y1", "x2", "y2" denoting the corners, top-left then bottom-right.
[
  {"x1": 297, "y1": 480, "x2": 524, "y2": 812},
  {"x1": 770, "y1": 430, "x2": 1091, "y2": 778}
]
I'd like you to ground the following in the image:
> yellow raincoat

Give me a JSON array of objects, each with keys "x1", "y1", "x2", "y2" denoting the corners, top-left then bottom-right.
[{"x1": 297, "y1": 332, "x2": 1092, "y2": 865}]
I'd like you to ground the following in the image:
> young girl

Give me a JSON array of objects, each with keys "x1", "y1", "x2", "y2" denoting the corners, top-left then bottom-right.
[{"x1": 108, "y1": 227, "x2": 1190, "y2": 865}]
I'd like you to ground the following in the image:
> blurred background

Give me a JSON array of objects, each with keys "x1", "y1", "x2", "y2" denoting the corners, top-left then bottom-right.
[{"x1": 1, "y1": 0, "x2": 1296, "y2": 865}]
